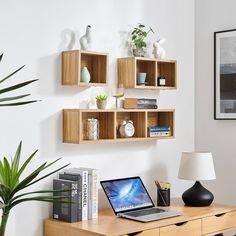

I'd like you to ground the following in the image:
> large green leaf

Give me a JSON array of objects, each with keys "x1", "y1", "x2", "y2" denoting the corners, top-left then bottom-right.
[
  {"x1": 0, "y1": 100, "x2": 38, "y2": 106},
  {"x1": 0, "y1": 65, "x2": 25, "y2": 84},
  {"x1": 0, "y1": 79, "x2": 38, "y2": 95},
  {"x1": 0, "y1": 94, "x2": 30, "y2": 103}
]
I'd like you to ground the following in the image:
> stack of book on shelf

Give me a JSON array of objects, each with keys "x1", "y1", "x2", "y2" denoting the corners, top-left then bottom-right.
[
  {"x1": 124, "y1": 98, "x2": 158, "y2": 109},
  {"x1": 53, "y1": 167, "x2": 98, "y2": 223},
  {"x1": 148, "y1": 126, "x2": 171, "y2": 137}
]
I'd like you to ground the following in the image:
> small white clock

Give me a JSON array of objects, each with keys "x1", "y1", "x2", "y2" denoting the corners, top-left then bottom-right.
[{"x1": 119, "y1": 120, "x2": 135, "y2": 138}]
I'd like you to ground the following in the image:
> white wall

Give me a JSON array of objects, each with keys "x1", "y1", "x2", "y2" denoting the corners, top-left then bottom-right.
[
  {"x1": 0, "y1": 0, "x2": 194, "y2": 235},
  {"x1": 195, "y1": 0, "x2": 236, "y2": 205}
]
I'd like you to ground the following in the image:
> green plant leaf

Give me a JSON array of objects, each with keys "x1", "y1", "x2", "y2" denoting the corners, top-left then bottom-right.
[
  {"x1": 0, "y1": 54, "x2": 3, "y2": 63},
  {"x1": 25, "y1": 163, "x2": 70, "y2": 188},
  {"x1": 0, "y1": 100, "x2": 38, "y2": 107},
  {"x1": 0, "y1": 79, "x2": 38, "y2": 95},
  {"x1": 10, "y1": 189, "x2": 73, "y2": 202},
  {"x1": 0, "y1": 94, "x2": 30, "y2": 103},
  {"x1": 15, "y1": 149, "x2": 38, "y2": 183},
  {"x1": 0, "y1": 65, "x2": 25, "y2": 84}
]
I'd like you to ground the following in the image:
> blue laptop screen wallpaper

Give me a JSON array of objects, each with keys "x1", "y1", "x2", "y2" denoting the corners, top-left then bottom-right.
[{"x1": 102, "y1": 178, "x2": 153, "y2": 212}]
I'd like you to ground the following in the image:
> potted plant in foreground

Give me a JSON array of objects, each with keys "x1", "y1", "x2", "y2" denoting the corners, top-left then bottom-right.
[
  {"x1": 0, "y1": 54, "x2": 70, "y2": 236},
  {"x1": 131, "y1": 23, "x2": 154, "y2": 57},
  {"x1": 96, "y1": 95, "x2": 108, "y2": 109}
]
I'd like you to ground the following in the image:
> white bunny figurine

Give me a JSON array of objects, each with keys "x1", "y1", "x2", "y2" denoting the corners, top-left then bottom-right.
[
  {"x1": 152, "y1": 38, "x2": 166, "y2": 59},
  {"x1": 80, "y1": 25, "x2": 92, "y2": 51}
]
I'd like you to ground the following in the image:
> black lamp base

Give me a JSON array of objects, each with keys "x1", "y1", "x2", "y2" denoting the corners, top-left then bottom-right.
[{"x1": 182, "y1": 181, "x2": 214, "y2": 207}]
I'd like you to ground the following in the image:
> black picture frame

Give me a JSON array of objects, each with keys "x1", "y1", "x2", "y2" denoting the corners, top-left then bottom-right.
[{"x1": 214, "y1": 29, "x2": 236, "y2": 120}]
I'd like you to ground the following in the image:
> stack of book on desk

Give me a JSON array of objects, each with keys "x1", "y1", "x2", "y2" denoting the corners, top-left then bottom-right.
[
  {"x1": 53, "y1": 167, "x2": 98, "y2": 222},
  {"x1": 124, "y1": 98, "x2": 158, "y2": 109},
  {"x1": 148, "y1": 126, "x2": 171, "y2": 137}
]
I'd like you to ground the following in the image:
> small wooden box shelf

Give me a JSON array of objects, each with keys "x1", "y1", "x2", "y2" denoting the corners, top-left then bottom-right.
[
  {"x1": 118, "y1": 57, "x2": 177, "y2": 90},
  {"x1": 63, "y1": 109, "x2": 175, "y2": 144},
  {"x1": 62, "y1": 50, "x2": 108, "y2": 86}
]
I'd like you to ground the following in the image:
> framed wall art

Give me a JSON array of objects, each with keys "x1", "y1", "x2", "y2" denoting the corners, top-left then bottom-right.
[{"x1": 214, "y1": 29, "x2": 236, "y2": 120}]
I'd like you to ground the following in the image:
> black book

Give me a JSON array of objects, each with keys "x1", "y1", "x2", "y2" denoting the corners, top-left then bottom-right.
[
  {"x1": 59, "y1": 173, "x2": 82, "y2": 221},
  {"x1": 53, "y1": 179, "x2": 78, "y2": 223}
]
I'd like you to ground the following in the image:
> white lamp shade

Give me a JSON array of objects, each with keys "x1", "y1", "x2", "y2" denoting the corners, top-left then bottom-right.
[{"x1": 178, "y1": 152, "x2": 216, "y2": 181}]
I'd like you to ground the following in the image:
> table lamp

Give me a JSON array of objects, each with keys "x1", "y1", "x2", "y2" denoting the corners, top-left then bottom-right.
[{"x1": 178, "y1": 152, "x2": 216, "y2": 207}]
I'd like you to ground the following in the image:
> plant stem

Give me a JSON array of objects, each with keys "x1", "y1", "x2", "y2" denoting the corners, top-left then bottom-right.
[{"x1": 0, "y1": 212, "x2": 9, "y2": 236}]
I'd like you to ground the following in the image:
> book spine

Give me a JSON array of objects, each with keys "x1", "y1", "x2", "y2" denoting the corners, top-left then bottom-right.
[
  {"x1": 148, "y1": 126, "x2": 171, "y2": 132},
  {"x1": 149, "y1": 131, "x2": 171, "y2": 137},
  {"x1": 77, "y1": 175, "x2": 82, "y2": 221},
  {"x1": 137, "y1": 104, "x2": 158, "y2": 109},
  {"x1": 88, "y1": 173, "x2": 92, "y2": 219},
  {"x1": 82, "y1": 170, "x2": 88, "y2": 220},
  {"x1": 137, "y1": 99, "x2": 157, "y2": 105},
  {"x1": 92, "y1": 170, "x2": 98, "y2": 219}
]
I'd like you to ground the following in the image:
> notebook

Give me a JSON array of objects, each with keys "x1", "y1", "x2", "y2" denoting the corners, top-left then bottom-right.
[{"x1": 100, "y1": 176, "x2": 181, "y2": 222}]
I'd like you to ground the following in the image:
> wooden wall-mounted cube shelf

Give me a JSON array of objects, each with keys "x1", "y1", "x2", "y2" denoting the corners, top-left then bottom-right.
[
  {"x1": 118, "y1": 57, "x2": 177, "y2": 90},
  {"x1": 62, "y1": 50, "x2": 108, "y2": 87},
  {"x1": 63, "y1": 109, "x2": 175, "y2": 144}
]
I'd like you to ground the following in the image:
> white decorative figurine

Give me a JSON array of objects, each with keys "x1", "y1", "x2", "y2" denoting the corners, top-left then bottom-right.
[
  {"x1": 80, "y1": 25, "x2": 92, "y2": 51},
  {"x1": 152, "y1": 38, "x2": 166, "y2": 59}
]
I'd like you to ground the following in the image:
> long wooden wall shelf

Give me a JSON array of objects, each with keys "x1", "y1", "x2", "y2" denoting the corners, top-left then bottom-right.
[
  {"x1": 63, "y1": 109, "x2": 175, "y2": 144},
  {"x1": 118, "y1": 57, "x2": 177, "y2": 90},
  {"x1": 62, "y1": 50, "x2": 108, "y2": 87}
]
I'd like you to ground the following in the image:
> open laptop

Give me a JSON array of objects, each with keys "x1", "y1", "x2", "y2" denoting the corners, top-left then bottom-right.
[{"x1": 100, "y1": 176, "x2": 181, "y2": 222}]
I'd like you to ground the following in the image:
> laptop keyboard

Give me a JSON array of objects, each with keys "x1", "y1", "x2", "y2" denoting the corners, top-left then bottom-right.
[{"x1": 125, "y1": 208, "x2": 166, "y2": 217}]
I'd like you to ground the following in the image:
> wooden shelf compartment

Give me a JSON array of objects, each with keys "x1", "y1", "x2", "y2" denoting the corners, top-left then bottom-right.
[
  {"x1": 147, "y1": 110, "x2": 175, "y2": 138},
  {"x1": 157, "y1": 60, "x2": 177, "y2": 88},
  {"x1": 63, "y1": 109, "x2": 115, "y2": 144},
  {"x1": 118, "y1": 57, "x2": 177, "y2": 90},
  {"x1": 63, "y1": 109, "x2": 175, "y2": 144},
  {"x1": 62, "y1": 50, "x2": 108, "y2": 86},
  {"x1": 116, "y1": 111, "x2": 146, "y2": 139}
]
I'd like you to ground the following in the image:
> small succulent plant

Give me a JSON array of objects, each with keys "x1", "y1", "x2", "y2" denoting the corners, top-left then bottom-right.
[{"x1": 96, "y1": 95, "x2": 108, "y2": 101}]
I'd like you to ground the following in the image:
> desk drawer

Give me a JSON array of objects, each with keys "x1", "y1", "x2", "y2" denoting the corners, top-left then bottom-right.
[
  {"x1": 122, "y1": 228, "x2": 159, "y2": 236},
  {"x1": 160, "y1": 219, "x2": 201, "y2": 236},
  {"x1": 202, "y1": 210, "x2": 236, "y2": 234}
]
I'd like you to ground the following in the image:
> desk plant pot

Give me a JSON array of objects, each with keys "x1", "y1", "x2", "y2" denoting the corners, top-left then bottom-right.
[{"x1": 96, "y1": 95, "x2": 107, "y2": 109}]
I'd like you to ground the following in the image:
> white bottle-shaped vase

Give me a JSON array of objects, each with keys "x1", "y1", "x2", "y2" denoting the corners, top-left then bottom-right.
[{"x1": 81, "y1": 67, "x2": 91, "y2": 83}]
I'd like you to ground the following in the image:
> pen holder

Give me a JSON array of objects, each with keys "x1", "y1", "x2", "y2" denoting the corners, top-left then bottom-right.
[{"x1": 157, "y1": 188, "x2": 170, "y2": 206}]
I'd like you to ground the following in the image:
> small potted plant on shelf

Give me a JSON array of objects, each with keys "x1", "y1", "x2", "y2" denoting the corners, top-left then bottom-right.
[
  {"x1": 96, "y1": 95, "x2": 108, "y2": 109},
  {"x1": 131, "y1": 23, "x2": 154, "y2": 57}
]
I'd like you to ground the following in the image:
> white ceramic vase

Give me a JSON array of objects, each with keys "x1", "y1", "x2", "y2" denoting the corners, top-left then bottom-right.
[{"x1": 81, "y1": 67, "x2": 91, "y2": 83}]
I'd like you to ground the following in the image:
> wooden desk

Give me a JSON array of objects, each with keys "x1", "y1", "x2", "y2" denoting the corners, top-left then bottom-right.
[{"x1": 44, "y1": 198, "x2": 236, "y2": 236}]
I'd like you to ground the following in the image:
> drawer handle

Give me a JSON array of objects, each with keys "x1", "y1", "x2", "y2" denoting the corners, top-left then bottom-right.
[
  {"x1": 175, "y1": 221, "x2": 188, "y2": 226},
  {"x1": 215, "y1": 213, "x2": 226, "y2": 217},
  {"x1": 128, "y1": 231, "x2": 143, "y2": 236}
]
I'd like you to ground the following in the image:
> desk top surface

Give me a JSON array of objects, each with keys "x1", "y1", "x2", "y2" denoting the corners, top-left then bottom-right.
[{"x1": 46, "y1": 198, "x2": 236, "y2": 236}]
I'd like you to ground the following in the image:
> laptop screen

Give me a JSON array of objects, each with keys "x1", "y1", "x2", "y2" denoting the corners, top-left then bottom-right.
[{"x1": 100, "y1": 177, "x2": 154, "y2": 214}]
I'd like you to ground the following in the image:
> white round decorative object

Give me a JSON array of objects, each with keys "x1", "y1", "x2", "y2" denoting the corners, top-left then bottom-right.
[{"x1": 119, "y1": 120, "x2": 135, "y2": 138}]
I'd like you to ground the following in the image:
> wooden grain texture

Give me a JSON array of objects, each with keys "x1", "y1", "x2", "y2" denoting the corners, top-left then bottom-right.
[
  {"x1": 44, "y1": 198, "x2": 236, "y2": 236},
  {"x1": 62, "y1": 50, "x2": 79, "y2": 85},
  {"x1": 136, "y1": 59, "x2": 156, "y2": 86},
  {"x1": 122, "y1": 228, "x2": 159, "y2": 236},
  {"x1": 61, "y1": 50, "x2": 108, "y2": 86},
  {"x1": 159, "y1": 219, "x2": 201, "y2": 236},
  {"x1": 63, "y1": 109, "x2": 175, "y2": 143},
  {"x1": 118, "y1": 58, "x2": 136, "y2": 88},
  {"x1": 63, "y1": 109, "x2": 80, "y2": 143},
  {"x1": 157, "y1": 60, "x2": 177, "y2": 88},
  {"x1": 116, "y1": 111, "x2": 146, "y2": 138},
  {"x1": 202, "y1": 211, "x2": 236, "y2": 235},
  {"x1": 117, "y1": 57, "x2": 176, "y2": 90}
]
